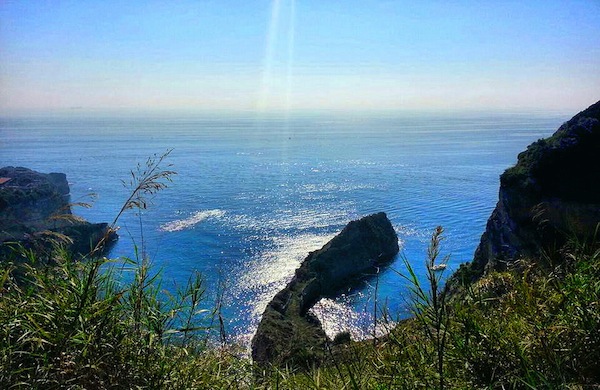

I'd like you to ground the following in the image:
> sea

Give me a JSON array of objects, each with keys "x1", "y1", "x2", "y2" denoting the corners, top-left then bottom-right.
[{"x1": 0, "y1": 110, "x2": 569, "y2": 346}]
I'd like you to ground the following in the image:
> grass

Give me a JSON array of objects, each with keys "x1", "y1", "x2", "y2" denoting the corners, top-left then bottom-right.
[
  {"x1": 2, "y1": 228, "x2": 597, "y2": 389},
  {"x1": 1, "y1": 152, "x2": 598, "y2": 388}
]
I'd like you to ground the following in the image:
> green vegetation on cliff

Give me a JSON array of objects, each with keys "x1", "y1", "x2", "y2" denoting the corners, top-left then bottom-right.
[{"x1": 1, "y1": 227, "x2": 598, "y2": 389}]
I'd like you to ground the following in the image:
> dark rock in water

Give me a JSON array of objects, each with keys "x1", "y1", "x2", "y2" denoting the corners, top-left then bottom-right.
[
  {"x1": 251, "y1": 212, "x2": 398, "y2": 368},
  {"x1": 471, "y1": 100, "x2": 600, "y2": 277},
  {"x1": 0, "y1": 166, "x2": 116, "y2": 259}
]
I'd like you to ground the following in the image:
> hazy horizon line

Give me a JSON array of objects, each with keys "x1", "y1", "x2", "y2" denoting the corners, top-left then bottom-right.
[{"x1": 0, "y1": 104, "x2": 586, "y2": 119}]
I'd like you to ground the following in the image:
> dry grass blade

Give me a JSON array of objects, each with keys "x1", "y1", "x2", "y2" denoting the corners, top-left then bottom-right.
[
  {"x1": 48, "y1": 214, "x2": 88, "y2": 224},
  {"x1": 88, "y1": 149, "x2": 176, "y2": 257},
  {"x1": 34, "y1": 230, "x2": 75, "y2": 245}
]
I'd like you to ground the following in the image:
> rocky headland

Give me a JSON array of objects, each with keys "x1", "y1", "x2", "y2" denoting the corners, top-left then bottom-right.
[
  {"x1": 470, "y1": 100, "x2": 600, "y2": 276},
  {"x1": 251, "y1": 212, "x2": 399, "y2": 368},
  {"x1": 0, "y1": 166, "x2": 115, "y2": 260}
]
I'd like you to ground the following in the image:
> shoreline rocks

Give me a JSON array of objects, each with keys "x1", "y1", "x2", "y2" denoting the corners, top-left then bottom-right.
[
  {"x1": 251, "y1": 212, "x2": 399, "y2": 368},
  {"x1": 0, "y1": 166, "x2": 116, "y2": 260}
]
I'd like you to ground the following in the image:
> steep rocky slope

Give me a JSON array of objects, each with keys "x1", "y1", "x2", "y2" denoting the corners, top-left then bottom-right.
[
  {"x1": 0, "y1": 166, "x2": 115, "y2": 259},
  {"x1": 471, "y1": 100, "x2": 600, "y2": 276}
]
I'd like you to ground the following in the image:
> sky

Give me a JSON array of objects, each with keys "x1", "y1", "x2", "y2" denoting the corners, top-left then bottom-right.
[{"x1": 1, "y1": 0, "x2": 599, "y2": 114}]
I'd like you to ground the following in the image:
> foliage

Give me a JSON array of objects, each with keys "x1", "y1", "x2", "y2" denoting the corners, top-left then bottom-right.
[
  {"x1": 2, "y1": 225, "x2": 599, "y2": 389},
  {"x1": 0, "y1": 250, "x2": 213, "y2": 389}
]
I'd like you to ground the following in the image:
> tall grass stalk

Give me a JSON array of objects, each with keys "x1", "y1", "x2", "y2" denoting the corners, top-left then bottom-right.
[
  {"x1": 90, "y1": 149, "x2": 176, "y2": 257},
  {"x1": 397, "y1": 226, "x2": 450, "y2": 390}
]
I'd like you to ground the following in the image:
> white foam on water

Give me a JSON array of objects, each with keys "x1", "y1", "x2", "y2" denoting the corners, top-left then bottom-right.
[{"x1": 159, "y1": 209, "x2": 226, "y2": 232}]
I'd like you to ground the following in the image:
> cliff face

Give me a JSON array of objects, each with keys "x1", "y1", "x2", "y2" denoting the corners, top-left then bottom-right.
[
  {"x1": 0, "y1": 167, "x2": 70, "y2": 233},
  {"x1": 251, "y1": 212, "x2": 399, "y2": 367},
  {"x1": 0, "y1": 166, "x2": 115, "y2": 259},
  {"x1": 471, "y1": 101, "x2": 600, "y2": 276}
]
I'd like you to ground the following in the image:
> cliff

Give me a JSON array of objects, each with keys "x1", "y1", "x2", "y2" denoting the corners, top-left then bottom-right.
[
  {"x1": 0, "y1": 166, "x2": 115, "y2": 259},
  {"x1": 251, "y1": 212, "x2": 399, "y2": 367},
  {"x1": 471, "y1": 100, "x2": 600, "y2": 276}
]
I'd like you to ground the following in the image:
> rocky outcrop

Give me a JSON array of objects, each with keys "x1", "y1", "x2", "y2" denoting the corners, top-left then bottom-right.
[
  {"x1": 0, "y1": 166, "x2": 115, "y2": 260},
  {"x1": 471, "y1": 101, "x2": 600, "y2": 276},
  {"x1": 251, "y1": 212, "x2": 399, "y2": 368}
]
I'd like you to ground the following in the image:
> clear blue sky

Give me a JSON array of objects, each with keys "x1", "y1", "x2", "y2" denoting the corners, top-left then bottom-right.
[{"x1": 1, "y1": 1, "x2": 599, "y2": 113}]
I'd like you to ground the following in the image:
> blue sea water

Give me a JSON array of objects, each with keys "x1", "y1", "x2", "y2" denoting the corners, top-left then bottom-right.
[{"x1": 0, "y1": 111, "x2": 568, "y2": 345}]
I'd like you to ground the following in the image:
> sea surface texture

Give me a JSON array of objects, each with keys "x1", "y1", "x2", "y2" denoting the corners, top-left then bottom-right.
[{"x1": 0, "y1": 111, "x2": 567, "y2": 344}]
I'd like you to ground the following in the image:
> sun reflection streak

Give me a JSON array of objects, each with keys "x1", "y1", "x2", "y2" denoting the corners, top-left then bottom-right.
[
  {"x1": 257, "y1": 0, "x2": 296, "y2": 113},
  {"x1": 258, "y1": 0, "x2": 281, "y2": 111},
  {"x1": 285, "y1": 0, "x2": 295, "y2": 114}
]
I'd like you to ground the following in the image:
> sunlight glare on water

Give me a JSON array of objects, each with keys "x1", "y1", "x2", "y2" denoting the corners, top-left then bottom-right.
[{"x1": 236, "y1": 232, "x2": 335, "y2": 318}]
